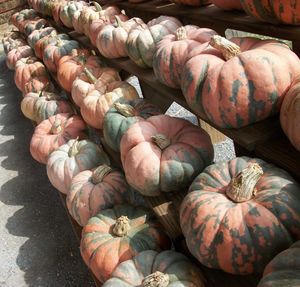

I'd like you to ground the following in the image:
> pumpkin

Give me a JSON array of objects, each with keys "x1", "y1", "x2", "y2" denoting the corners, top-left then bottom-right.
[
  {"x1": 23, "y1": 18, "x2": 50, "y2": 36},
  {"x1": 180, "y1": 156, "x2": 300, "y2": 275},
  {"x1": 43, "y1": 39, "x2": 80, "y2": 72},
  {"x1": 57, "y1": 50, "x2": 105, "y2": 92},
  {"x1": 103, "y1": 99, "x2": 162, "y2": 152},
  {"x1": 60, "y1": 1, "x2": 87, "y2": 28},
  {"x1": 181, "y1": 36, "x2": 300, "y2": 128},
  {"x1": 2, "y1": 31, "x2": 25, "y2": 54},
  {"x1": 67, "y1": 164, "x2": 133, "y2": 226},
  {"x1": 21, "y1": 91, "x2": 73, "y2": 123},
  {"x1": 81, "y1": 81, "x2": 139, "y2": 129},
  {"x1": 10, "y1": 9, "x2": 38, "y2": 29},
  {"x1": 47, "y1": 139, "x2": 110, "y2": 194},
  {"x1": 88, "y1": 14, "x2": 129, "y2": 46},
  {"x1": 27, "y1": 27, "x2": 57, "y2": 48},
  {"x1": 52, "y1": 0, "x2": 67, "y2": 26},
  {"x1": 126, "y1": 16, "x2": 182, "y2": 68},
  {"x1": 280, "y1": 75, "x2": 300, "y2": 151},
  {"x1": 154, "y1": 25, "x2": 218, "y2": 88},
  {"x1": 6, "y1": 45, "x2": 34, "y2": 70},
  {"x1": 30, "y1": 113, "x2": 86, "y2": 164},
  {"x1": 80, "y1": 204, "x2": 171, "y2": 282},
  {"x1": 72, "y1": 67, "x2": 121, "y2": 107},
  {"x1": 240, "y1": 0, "x2": 300, "y2": 25},
  {"x1": 170, "y1": 0, "x2": 211, "y2": 6},
  {"x1": 258, "y1": 241, "x2": 300, "y2": 287},
  {"x1": 211, "y1": 0, "x2": 243, "y2": 10},
  {"x1": 96, "y1": 16, "x2": 145, "y2": 59},
  {"x1": 24, "y1": 75, "x2": 55, "y2": 94},
  {"x1": 103, "y1": 250, "x2": 205, "y2": 287},
  {"x1": 121, "y1": 114, "x2": 214, "y2": 196},
  {"x1": 14, "y1": 57, "x2": 48, "y2": 93}
]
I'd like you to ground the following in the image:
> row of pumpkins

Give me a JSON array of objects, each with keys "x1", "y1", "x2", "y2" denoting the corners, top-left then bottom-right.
[{"x1": 3, "y1": 6, "x2": 300, "y2": 286}]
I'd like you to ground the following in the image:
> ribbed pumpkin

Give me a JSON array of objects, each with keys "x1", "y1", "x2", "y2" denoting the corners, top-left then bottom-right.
[
  {"x1": 52, "y1": 0, "x2": 67, "y2": 25},
  {"x1": 72, "y1": 67, "x2": 121, "y2": 107},
  {"x1": 2, "y1": 31, "x2": 25, "y2": 54},
  {"x1": 24, "y1": 75, "x2": 54, "y2": 94},
  {"x1": 280, "y1": 75, "x2": 300, "y2": 151},
  {"x1": 180, "y1": 156, "x2": 300, "y2": 275},
  {"x1": 22, "y1": 18, "x2": 50, "y2": 36},
  {"x1": 154, "y1": 25, "x2": 217, "y2": 88},
  {"x1": 10, "y1": 9, "x2": 38, "y2": 30},
  {"x1": 240, "y1": 0, "x2": 300, "y2": 25},
  {"x1": 67, "y1": 165, "x2": 132, "y2": 226},
  {"x1": 211, "y1": 0, "x2": 243, "y2": 10},
  {"x1": 47, "y1": 139, "x2": 110, "y2": 194},
  {"x1": 57, "y1": 50, "x2": 105, "y2": 92},
  {"x1": 14, "y1": 57, "x2": 48, "y2": 93},
  {"x1": 258, "y1": 241, "x2": 300, "y2": 287},
  {"x1": 21, "y1": 91, "x2": 73, "y2": 123},
  {"x1": 103, "y1": 99, "x2": 162, "y2": 152},
  {"x1": 30, "y1": 113, "x2": 86, "y2": 164},
  {"x1": 181, "y1": 36, "x2": 300, "y2": 128},
  {"x1": 81, "y1": 81, "x2": 139, "y2": 129},
  {"x1": 96, "y1": 16, "x2": 145, "y2": 59},
  {"x1": 6, "y1": 45, "x2": 34, "y2": 70},
  {"x1": 103, "y1": 250, "x2": 205, "y2": 287},
  {"x1": 121, "y1": 114, "x2": 214, "y2": 196},
  {"x1": 126, "y1": 16, "x2": 182, "y2": 68},
  {"x1": 59, "y1": 1, "x2": 87, "y2": 28},
  {"x1": 43, "y1": 39, "x2": 80, "y2": 72},
  {"x1": 27, "y1": 27, "x2": 56, "y2": 48},
  {"x1": 171, "y1": 0, "x2": 211, "y2": 6},
  {"x1": 80, "y1": 204, "x2": 171, "y2": 282}
]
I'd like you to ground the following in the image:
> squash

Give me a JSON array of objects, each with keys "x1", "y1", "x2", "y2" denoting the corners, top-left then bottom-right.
[
  {"x1": 59, "y1": 1, "x2": 87, "y2": 28},
  {"x1": 103, "y1": 250, "x2": 205, "y2": 287},
  {"x1": 72, "y1": 67, "x2": 121, "y2": 107},
  {"x1": 47, "y1": 139, "x2": 110, "y2": 194},
  {"x1": 30, "y1": 113, "x2": 86, "y2": 164},
  {"x1": 6, "y1": 45, "x2": 34, "y2": 70},
  {"x1": 180, "y1": 156, "x2": 300, "y2": 275},
  {"x1": 52, "y1": 0, "x2": 67, "y2": 26},
  {"x1": 258, "y1": 241, "x2": 300, "y2": 287},
  {"x1": 80, "y1": 204, "x2": 171, "y2": 282},
  {"x1": 126, "y1": 16, "x2": 182, "y2": 68},
  {"x1": 23, "y1": 18, "x2": 50, "y2": 36},
  {"x1": 81, "y1": 81, "x2": 139, "y2": 129},
  {"x1": 103, "y1": 99, "x2": 161, "y2": 152},
  {"x1": 170, "y1": 0, "x2": 211, "y2": 6},
  {"x1": 24, "y1": 75, "x2": 54, "y2": 94},
  {"x1": 121, "y1": 114, "x2": 214, "y2": 196},
  {"x1": 211, "y1": 0, "x2": 243, "y2": 10},
  {"x1": 181, "y1": 36, "x2": 300, "y2": 128},
  {"x1": 280, "y1": 75, "x2": 300, "y2": 151},
  {"x1": 27, "y1": 27, "x2": 56, "y2": 48},
  {"x1": 10, "y1": 9, "x2": 38, "y2": 30},
  {"x1": 154, "y1": 25, "x2": 217, "y2": 88},
  {"x1": 2, "y1": 31, "x2": 25, "y2": 54}
]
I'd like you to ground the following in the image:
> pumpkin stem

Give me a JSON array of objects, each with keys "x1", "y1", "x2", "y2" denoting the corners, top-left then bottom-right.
[
  {"x1": 115, "y1": 15, "x2": 123, "y2": 27},
  {"x1": 68, "y1": 138, "x2": 79, "y2": 157},
  {"x1": 51, "y1": 119, "x2": 62, "y2": 134},
  {"x1": 209, "y1": 35, "x2": 241, "y2": 61},
  {"x1": 91, "y1": 164, "x2": 113, "y2": 184},
  {"x1": 151, "y1": 134, "x2": 171, "y2": 150},
  {"x1": 226, "y1": 163, "x2": 263, "y2": 203},
  {"x1": 57, "y1": 38, "x2": 64, "y2": 47},
  {"x1": 92, "y1": 1, "x2": 102, "y2": 11},
  {"x1": 176, "y1": 26, "x2": 187, "y2": 41},
  {"x1": 114, "y1": 102, "x2": 135, "y2": 117},
  {"x1": 142, "y1": 271, "x2": 169, "y2": 287},
  {"x1": 83, "y1": 67, "x2": 97, "y2": 84},
  {"x1": 113, "y1": 216, "x2": 130, "y2": 237}
]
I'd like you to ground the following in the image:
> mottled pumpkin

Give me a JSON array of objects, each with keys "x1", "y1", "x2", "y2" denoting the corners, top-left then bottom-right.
[
  {"x1": 2, "y1": 31, "x2": 26, "y2": 54},
  {"x1": 30, "y1": 113, "x2": 86, "y2": 164},
  {"x1": 6, "y1": 45, "x2": 34, "y2": 70},
  {"x1": 258, "y1": 241, "x2": 300, "y2": 287},
  {"x1": 121, "y1": 114, "x2": 214, "y2": 196},
  {"x1": 52, "y1": 0, "x2": 67, "y2": 26},
  {"x1": 81, "y1": 81, "x2": 139, "y2": 129},
  {"x1": 181, "y1": 36, "x2": 300, "y2": 128},
  {"x1": 212, "y1": 0, "x2": 243, "y2": 10},
  {"x1": 22, "y1": 18, "x2": 50, "y2": 36},
  {"x1": 80, "y1": 204, "x2": 171, "y2": 282},
  {"x1": 24, "y1": 75, "x2": 54, "y2": 94},
  {"x1": 180, "y1": 156, "x2": 300, "y2": 275},
  {"x1": 59, "y1": 1, "x2": 87, "y2": 28},
  {"x1": 126, "y1": 16, "x2": 182, "y2": 68},
  {"x1": 103, "y1": 99, "x2": 161, "y2": 152},
  {"x1": 154, "y1": 25, "x2": 217, "y2": 88},
  {"x1": 103, "y1": 250, "x2": 205, "y2": 287},
  {"x1": 27, "y1": 27, "x2": 56, "y2": 48},
  {"x1": 171, "y1": 0, "x2": 211, "y2": 6},
  {"x1": 10, "y1": 9, "x2": 38, "y2": 30}
]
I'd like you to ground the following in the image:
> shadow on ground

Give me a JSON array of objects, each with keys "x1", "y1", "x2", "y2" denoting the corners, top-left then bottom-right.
[{"x1": 0, "y1": 54, "x2": 95, "y2": 286}]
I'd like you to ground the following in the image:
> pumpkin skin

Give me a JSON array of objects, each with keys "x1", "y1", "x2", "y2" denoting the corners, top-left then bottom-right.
[
  {"x1": 180, "y1": 156, "x2": 300, "y2": 275},
  {"x1": 171, "y1": 0, "x2": 211, "y2": 6},
  {"x1": 24, "y1": 75, "x2": 55, "y2": 94},
  {"x1": 72, "y1": 67, "x2": 121, "y2": 107},
  {"x1": 60, "y1": 1, "x2": 87, "y2": 28},
  {"x1": 154, "y1": 25, "x2": 218, "y2": 88},
  {"x1": 81, "y1": 81, "x2": 139, "y2": 129},
  {"x1": 67, "y1": 165, "x2": 132, "y2": 226},
  {"x1": 96, "y1": 17, "x2": 145, "y2": 59},
  {"x1": 126, "y1": 16, "x2": 182, "y2": 68},
  {"x1": 181, "y1": 36, "x2": 300, "y2": 128},
  {"x1": 280, "y1": 75, "x2": 300, "y2": 152},
  {"x1": 27, "y1": 27, "x2": 56, "y2": 48},
  {"x1": 30, "y1": 113, "x2": 87, "y2": 164},
  {"x1": 21, "y1": 91, "x2": 73, "y2": 123},
  {"x1": 103, "y1": 99, "x2": 162, "y2": 152},
  {"x1": 52, "y1": 0, "x2": 67, "y2": 25},
  {"x1": 47, "y1": 139, "x2": 110, "y2": 194},
  {"x1": 258, "y1": 241, "x2": 300, "y2": 287},
  {"x1": 23, "y1": 18, "x2": 50, "y2": 36},
  {"x1": 10, "y1": 9, "x2": 38, "y2": 30},
  {"x1": 6, "y1": 45, "x2": 34, "y2": 70},
  {"x1": 211, "y1": 0, "x2": 243, "y2": 10},
  {"x1": 43, "y1": 39, "x2": 80, "y2": 72},
  {"x1": 121, "y1": 114, "x2": 214, "y2": 196},
  {"x1": 103, "y1": 250, "x2": 205, "y2": 287},
  {"x1": 80, "y1": 204, "x2": 171, "y2": 282}
]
